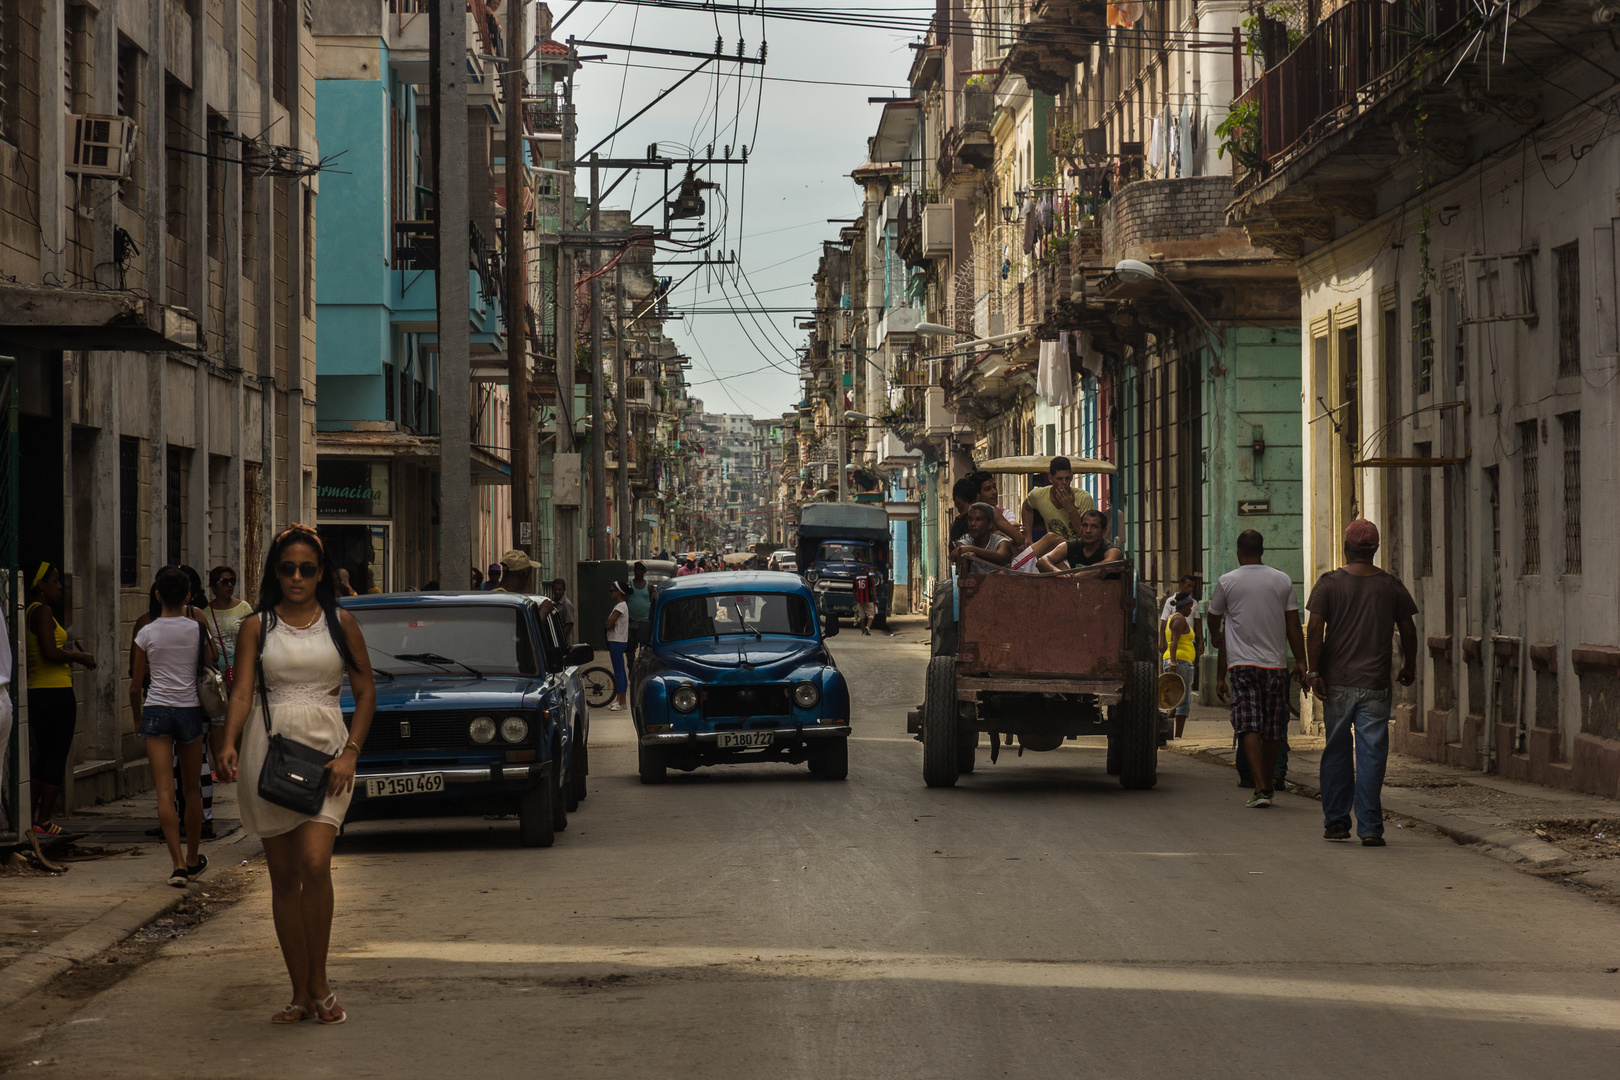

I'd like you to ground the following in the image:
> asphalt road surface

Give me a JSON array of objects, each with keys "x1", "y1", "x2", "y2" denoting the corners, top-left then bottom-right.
[{"x1": 7, "y1": 618, "x2": 1620, "y2": 1078}]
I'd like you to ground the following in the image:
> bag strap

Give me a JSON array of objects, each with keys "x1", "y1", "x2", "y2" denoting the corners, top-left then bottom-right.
[{"x1": 257, "y1": 610, "x2": 273, "y2": 735}]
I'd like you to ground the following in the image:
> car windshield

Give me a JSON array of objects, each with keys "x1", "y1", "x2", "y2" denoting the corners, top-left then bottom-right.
[
  {"x1": 817, "y1": 543, "x2": 871, "y2": 563},
  {"x1": 347, "y1": 605, "x2": 538, "y2": 675},
  {"x1": 659, "y1": 593, "x2": 816, "y2": 642}
]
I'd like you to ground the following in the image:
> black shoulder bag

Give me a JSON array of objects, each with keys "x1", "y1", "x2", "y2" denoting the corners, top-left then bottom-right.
[{"x1": 255, "y1": 612, "x2": 334, "y2": 815}]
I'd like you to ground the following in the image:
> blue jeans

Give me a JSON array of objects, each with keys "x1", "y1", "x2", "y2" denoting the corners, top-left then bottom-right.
[
  {"x1": 608, "y1": 641, "x2": 629, "y2": 693},
  {"x1": 1163, "y1": 658, "x2": 1194, "y2": 717},
  {"x1": 1319, "y1": 687, "x2": 1392, "y2": 837}
]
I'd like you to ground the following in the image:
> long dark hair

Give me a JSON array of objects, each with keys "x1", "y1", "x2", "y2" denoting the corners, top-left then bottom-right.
[
  {"x1": 145, "y1": 564, "x2": 207, "y2": 620},
  {"x1": 254, "y1": 525, "x2": 360, "y2": 670}
]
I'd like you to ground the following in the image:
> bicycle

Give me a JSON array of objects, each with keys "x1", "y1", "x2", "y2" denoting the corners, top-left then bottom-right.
[{"x1": 578, "y1": 663, "x2": 616, "y2": 708}]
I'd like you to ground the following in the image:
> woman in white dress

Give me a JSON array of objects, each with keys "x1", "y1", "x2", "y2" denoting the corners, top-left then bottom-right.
[{"x1": 218, "y1": 525, "x2": 377, "y2": 1026}]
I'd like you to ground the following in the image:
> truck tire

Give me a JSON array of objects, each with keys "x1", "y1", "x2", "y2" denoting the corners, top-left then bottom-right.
[
  {"x1": 808, "y1": 737, "x2": 849, "y2": 780},
  {"x1": 1119, "y1": 660, "x2": 1159, "y2": 790},
  {"x1": 518, "y1": 772, "x2": 556, "y2": 848},
  {"x1": 1105, "y1": 732, "x2": 1122, "y2": 775},
  {"x1": 922, "y1": 656, "x2": 959, "y2": 788},
  {"x1": 570, "y1": 731, "x2": 589, "y2": 804},
  {"x1": 637, "y1": 741, "x2": 668, "y2": 784},
  {"x1": 957, "y1": 717, "x2": 977, "y2": 774}
]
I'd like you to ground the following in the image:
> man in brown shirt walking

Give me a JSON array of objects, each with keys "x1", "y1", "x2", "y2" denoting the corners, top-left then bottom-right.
[{"x1": 1305, "y1": 519, "x2": 1418, "y2": 846}]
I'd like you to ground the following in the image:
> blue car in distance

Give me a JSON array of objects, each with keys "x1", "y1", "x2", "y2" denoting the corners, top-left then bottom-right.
[
  {"x1": 338, "y1": 592, "x2": 594, "y2": 847},
  {"x1": 634, "y1": 571, "x2": 851, "y2": 783}
]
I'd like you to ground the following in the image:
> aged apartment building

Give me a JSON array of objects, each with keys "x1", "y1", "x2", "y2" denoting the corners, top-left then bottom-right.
[
  {"x1": 1228, "y1": 0, "x2": 1620, "y2": 797},
  {"x1": 0, "y1": 0, "x2": 318, "y2": 811}
]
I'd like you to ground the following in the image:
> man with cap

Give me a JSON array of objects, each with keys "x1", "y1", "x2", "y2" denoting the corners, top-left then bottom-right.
[
  {"x1": 484, "y1": 563, "x2": 503, "y2": 591},
  {"x1": 494, "y1": 549, "x2": 536, "y2": 595},
  {"x1": 1305, "y1": 519, "x2": 1418, "y2": 846},
  {"x1": 677, "y1": 554, "x2": 699, "y2": 577}
]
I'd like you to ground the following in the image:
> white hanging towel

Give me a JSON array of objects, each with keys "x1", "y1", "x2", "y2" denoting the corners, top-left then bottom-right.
[
  {"x1": 1146, "y1": 114, "x2": 1164, "y2": 170},
  {"x1": 1038, "y1": 339, "x2": 1074, "y2": 407}
]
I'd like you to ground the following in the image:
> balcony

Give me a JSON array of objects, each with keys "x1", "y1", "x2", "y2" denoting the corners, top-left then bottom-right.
[
  {"x1": 1004, "y1": 0, "x2": 1109, "y2": 96},
  {"x1": 1228, "y1": 0, "x2": 1600, "y2": 256},
  {"x1": 943, "y1": 86, "x2": 996, "y2": 171}
]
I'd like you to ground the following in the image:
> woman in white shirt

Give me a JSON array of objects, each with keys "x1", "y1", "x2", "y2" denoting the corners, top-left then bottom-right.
[
  {"x1": 130, "y1": 567, "x2": 217, "y2": 886},
  {"x1": 605, "y1": 582, "x2": 630, "y2": 711}
]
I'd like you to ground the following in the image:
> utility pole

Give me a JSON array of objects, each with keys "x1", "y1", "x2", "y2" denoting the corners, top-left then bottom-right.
[
  {"x1": 554, "y1": 37, "x2": 578, "y2": 594},
  {"x1": 588, "y1": 153, "x2": 607, "y2": 559},
  {"x1": 505, "y1": 0, "x2": 530, "y2": 555},
  {"x1": 434, "y1": 0, "x2": 472, "y2": 586},
  {"x1": 615, "y1": 264, "x2": 631, "y2": 559}
]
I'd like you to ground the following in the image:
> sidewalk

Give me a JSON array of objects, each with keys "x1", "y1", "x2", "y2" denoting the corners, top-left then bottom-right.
[
  {"x1": 1171, "y1": 705, "x2": 1620, "y2": 896},
  {"x1": 0, "y1": 778, "x2": 261, "y2": 1010}
]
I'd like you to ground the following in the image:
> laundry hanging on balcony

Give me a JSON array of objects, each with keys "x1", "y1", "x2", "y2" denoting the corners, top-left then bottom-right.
[{"x1": 1038, "y1": 335, "x2": 1074, "y2": 408}]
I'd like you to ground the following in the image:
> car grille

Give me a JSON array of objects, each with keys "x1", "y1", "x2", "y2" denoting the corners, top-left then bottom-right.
[
  {"x1": 355, "y1": 712, "x2": 474, "y2": 754},
  {"x1": 703, "y1": 684, "x2": 791, "y2": 720}
]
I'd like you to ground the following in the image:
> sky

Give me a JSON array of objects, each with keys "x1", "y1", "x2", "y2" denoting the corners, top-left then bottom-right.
[{"x1": 565, "y1": 0, "x2": 922, "y2": 420}]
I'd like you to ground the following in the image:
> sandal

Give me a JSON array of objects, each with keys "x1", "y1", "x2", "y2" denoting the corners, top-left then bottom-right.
[
  {"x1": 271, "y1": 1003, "x2": 312, "y2": 1025},
  {"x1": 315, "y1": 992, "x2": 346, "y2": 1025}
]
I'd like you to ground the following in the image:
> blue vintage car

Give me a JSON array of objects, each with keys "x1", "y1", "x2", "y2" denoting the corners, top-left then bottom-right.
[
  {"x1": 634, "y1": 571, "x2": 851, "y2": 782},
  {"x1": 338, "y1": 592, "x2": 594, "y2": 847}
]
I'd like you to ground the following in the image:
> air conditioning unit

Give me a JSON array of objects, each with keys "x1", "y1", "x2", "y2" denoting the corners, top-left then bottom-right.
[
  {"x1": 67, "y1": 114, "x2": 138, "y2": 178},
  {"x1": 921, "y1": 203, "x2": 953, "y2": 257}
]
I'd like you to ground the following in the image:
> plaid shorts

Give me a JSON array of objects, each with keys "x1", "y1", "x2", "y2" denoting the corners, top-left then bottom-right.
[{"x1": 1228, "y1": 665, "x2": 1291, "y2": 741}]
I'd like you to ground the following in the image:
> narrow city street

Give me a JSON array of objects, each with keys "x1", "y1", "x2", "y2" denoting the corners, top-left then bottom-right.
[{"x1": 4, "y1": 623, "x2": 1619, "y2": 1079}]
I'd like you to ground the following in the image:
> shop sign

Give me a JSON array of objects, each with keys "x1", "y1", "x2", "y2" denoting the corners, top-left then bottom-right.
[{"x1": 317, "y1": 460, "x2": 391, "y2": 518}]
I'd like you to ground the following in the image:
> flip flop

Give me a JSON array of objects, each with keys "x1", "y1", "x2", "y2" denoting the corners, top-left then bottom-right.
[
  {"x1": 271, "y1": 1003, "x2": 312, "y2": 1025},
  {"x1": 315, "y1": 992, "x2": 346, "y2": 1025}
]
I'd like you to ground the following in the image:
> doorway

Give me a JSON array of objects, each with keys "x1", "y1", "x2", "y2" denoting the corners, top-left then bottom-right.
[{"x1": 322, "y1": 522, "x2": 389, "y2": 594}]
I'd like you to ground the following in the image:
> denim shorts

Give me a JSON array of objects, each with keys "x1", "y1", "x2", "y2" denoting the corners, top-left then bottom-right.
[{"x1": 139, "y1": 705, "x2": 210, "y2": 744}]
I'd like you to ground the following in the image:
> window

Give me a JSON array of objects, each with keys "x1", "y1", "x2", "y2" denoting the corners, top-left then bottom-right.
[
  {"x1": 1450, "y1": 287, "x2": 1465, "y2": 385},
  {"x1": 272, "y1": 0, "x2": 290, "y2": 107},
  {"x1": 242, "y1": 173, "x2": 259, "y2": 282},
  {"x1": 1520, "y1": 420, "x2": 1540, "y2": 574},
  {"x1": 383, "y1": 361, "x2": 396, "y2": 422},
  {"x1": 2, "y1": 1, "x2": 38, "y2": 147},
  {"x1": 117, "y1": 40, "x2": 144, "y2": 210},
  {"x1": 1555, "y1": 242, "x2": 1580, "y2": 377},
  {"x1": 658, "y1": 593, "x2": 816, "y2": 643},
  {"x1": 166, "y1": 446, "x2": 189, "y2": 567},
  {"x1": 164, "y1": 79, "x2": 189, "y2": 242},
  {"x1": 303, "y1": 188, "x2": 315, "y2": 319},
  {"x1": 345, "y1": 605, "x2": 539, "y2": 676},
  {"x1": 1485, "y1": 465, "x2": 1500, "y2": 628},
  {"x1": 207, "y1": 112, "x2": 227, "y2": 261},
  {"x1": 1560, "y1": 412, "x2": 1581, "y2": 574},
  {"x1": 1412, "y1": 296, "x2": 1433, "y2": 395},
  {"x1": 1415, "y1": 442, "x2": 1433, "y2": 577},
  {"x1": 119, "y1": 438, "x2": 140, "y2": 586}
]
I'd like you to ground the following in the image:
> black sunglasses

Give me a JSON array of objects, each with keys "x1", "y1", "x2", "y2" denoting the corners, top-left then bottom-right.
[
  {"x1": 216, "y1": 576, "x2": 237, "y2": 586},
  {"x1": 276, "y1": 561, "x2": 321, "y2": 579}
]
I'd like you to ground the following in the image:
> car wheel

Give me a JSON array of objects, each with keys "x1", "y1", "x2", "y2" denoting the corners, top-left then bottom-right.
[
  {"x1": 637, "y1": 741, "x2": 667, "y2": 784},
  {"x1": 518, "y1": 774, "x2": 556, "y2": 848},
  {"x1": 569, "y1": 728, "x2": 589, "y2": 805},
  {"x1": 551, "y1": 740, "x2": 570, "y2": 830},
  {"x1": 808, "y1": 737, "x2": 848, "y2": 780},
  {"x1": 581, "y1": 665, "x2": 615, "y2": 708},
  {"x1": 1119, "y1": 660, "x2": 1159, "y2": 790},
  {"x1": 922, "y1": 655, "x2": 959, "y2": 788}
]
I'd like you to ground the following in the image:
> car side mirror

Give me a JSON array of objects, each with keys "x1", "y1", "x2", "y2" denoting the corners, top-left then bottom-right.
[
  {"x1": 566, "y1": 643, "x2": 595, "y2": 667},
  {"x1": 822, "y1": 617, "x2": 839, "y2": 638}
]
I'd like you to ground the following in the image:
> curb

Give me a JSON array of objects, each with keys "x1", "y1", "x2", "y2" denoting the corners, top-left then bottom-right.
[
  {"x1": 0, "y1": 834, "x2": 263, "y2": 1012},
  {"x1": 1165, "y1": 742, "x2": 1571, "y2": 869}
]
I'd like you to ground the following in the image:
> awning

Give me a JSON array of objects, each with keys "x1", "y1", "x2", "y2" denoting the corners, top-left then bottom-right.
[
  {"x1": 316, "y1": 430, "x2": 512, "y2": 486},
  {"x1": 0, "y1": 282, "x2": 201, "y2": 352}
]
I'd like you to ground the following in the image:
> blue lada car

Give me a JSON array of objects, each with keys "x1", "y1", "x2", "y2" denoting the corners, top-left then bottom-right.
[
  {"x1": 338, "y1": 592, "x2": 593, "y2": 847},
  {"x1": 634, "y1": 571, "x2": 851, "y2": 783}
]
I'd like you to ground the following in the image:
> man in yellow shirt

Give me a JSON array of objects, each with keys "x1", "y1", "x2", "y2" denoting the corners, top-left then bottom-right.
[{"x1": 1020, "y1": 456, "x2": 1095, "y2": 542}]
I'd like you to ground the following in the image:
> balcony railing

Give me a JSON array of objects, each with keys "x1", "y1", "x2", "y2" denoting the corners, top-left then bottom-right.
[
  {"x1": 1236, "y1": 0, "x2": 1470, "y2": 176},
  {"x1": 524, "y1": 95, "x2": 572, "y2": 134}
]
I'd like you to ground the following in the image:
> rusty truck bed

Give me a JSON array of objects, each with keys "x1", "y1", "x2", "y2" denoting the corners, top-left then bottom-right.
[{"x1": 955, "y1": 569, "x2": 1132, "y2": 688}]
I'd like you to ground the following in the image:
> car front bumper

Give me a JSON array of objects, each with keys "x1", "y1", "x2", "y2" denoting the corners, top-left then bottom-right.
[
  {"x1": 640, "y1": 724, "x2": 849, "y2": 747},
  {"x1": 353, "y1": 763, "x2": 551, "y2": 790}
]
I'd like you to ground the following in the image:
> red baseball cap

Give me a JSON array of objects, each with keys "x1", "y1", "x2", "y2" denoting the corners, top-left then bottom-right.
[{"x1": 1344, "y1": 519, "x2": 1380, "y2": 548}]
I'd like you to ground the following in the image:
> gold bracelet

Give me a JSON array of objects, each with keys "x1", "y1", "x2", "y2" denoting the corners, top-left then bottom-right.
[{"x1": 343, "y1": 741, "x2": 361, "y2": 756}]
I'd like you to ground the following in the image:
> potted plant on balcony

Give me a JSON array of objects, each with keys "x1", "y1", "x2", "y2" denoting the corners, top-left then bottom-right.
[{"x1": 1215, "y1": 100, "x2": 1263, "y2": 175}]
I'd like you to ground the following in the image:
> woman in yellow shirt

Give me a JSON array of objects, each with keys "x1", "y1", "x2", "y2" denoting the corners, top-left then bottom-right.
[
  {"x1": 26, "y1": 562, "x2": 96, "y2": 835},
  {"x1": 1162, "y1": 595, "x2": 1197, "y2": 739}
]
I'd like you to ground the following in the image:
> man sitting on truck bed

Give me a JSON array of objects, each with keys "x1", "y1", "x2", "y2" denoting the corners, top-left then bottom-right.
[
  {"x1": 950, "y1": 503, "x2": 1015, "y2": 573},
  {"x1": 1021, "y1": 456, "x2": 1096, "y2": 542},
  {"x1": 1037, "y1": 510, "x2": 1123, "y2": 572},
  {"x1": 949, "y1": 472, "x2": 1026, "y2": 549}
]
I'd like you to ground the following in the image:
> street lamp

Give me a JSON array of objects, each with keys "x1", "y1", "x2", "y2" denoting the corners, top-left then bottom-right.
[
  {"x1": 915, "y1": 322, "x2": 1027, "y2": 350},
  {"x1": 1113, "y1": 259, "x2": 1226, "y2": 350}
]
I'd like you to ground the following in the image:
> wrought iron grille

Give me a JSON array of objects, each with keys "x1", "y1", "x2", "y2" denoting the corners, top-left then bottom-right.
[
  {"x1": 1555, "y1": 242, "x2": 1580, "y2": 377},
  {"x1": 1519, "y1": 420, "x2": 1540, "y2": 575},
  {"x1": 1560, "y1": 412, "x2": 1581, "y2": 574},
  {"x1": 1416, "y1": 442, "x2": 1433, "y2": 577}
]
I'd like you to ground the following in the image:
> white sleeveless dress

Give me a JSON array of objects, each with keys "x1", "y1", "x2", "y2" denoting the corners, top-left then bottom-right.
[{"x1": 237, "y1": 615, "x2": 353, "y2": 837}]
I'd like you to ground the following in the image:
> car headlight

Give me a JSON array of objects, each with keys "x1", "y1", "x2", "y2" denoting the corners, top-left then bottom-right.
[
  {"x1": 805, "y1": 570, "x2": 818, "y2": 583},
  {"x1": 793, "y1": 681, "x2": 821, "y2": 708},
  {"x1": 500, "y1": 715, "x2": 529, "y2": 743},
  {"x1": 671, "y1": 683, "x2": 699, "y2": 713},
  {"x1": 469, "y1": 716, "x2": 497, "y2": 743}
]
